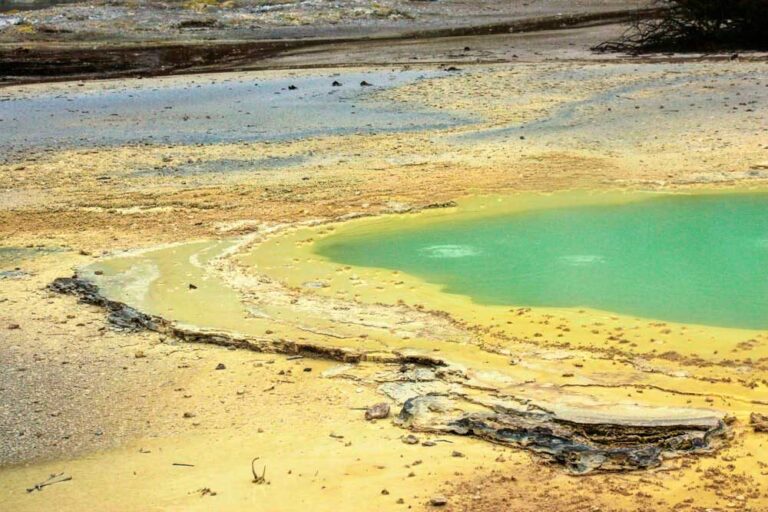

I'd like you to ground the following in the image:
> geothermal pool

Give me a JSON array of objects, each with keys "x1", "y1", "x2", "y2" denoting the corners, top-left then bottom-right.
[{"x1": 317, "y1": 193, "x2": 768, "y2": 330}]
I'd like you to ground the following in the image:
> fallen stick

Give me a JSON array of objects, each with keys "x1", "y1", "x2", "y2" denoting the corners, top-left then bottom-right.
[
  {"x1": 27, "y1": 473, "x2": 72, "y2": 493},
  {"x1": 251, "y1": 458, "x2": 267, "y2": 484}
]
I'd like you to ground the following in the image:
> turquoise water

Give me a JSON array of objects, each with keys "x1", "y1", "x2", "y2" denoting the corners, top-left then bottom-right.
[{"x1": 317, "y1": 194, "x2": 768, "y2": 330}]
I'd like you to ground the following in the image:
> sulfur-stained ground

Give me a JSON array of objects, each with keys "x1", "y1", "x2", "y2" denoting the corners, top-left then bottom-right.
[{"x1": 1, "y1": 55, "x2": 768, "y2": 511}]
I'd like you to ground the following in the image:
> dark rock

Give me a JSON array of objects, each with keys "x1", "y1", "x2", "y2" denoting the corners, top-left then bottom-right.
[
  {"x1": 424, "y1": 201, "x2": 458, "y2": 210},
  {"x1": 175, "y1": 18, "x2": 218, "y2": 29},
  {"x1": 48, "y1": 276, "x2": 161, "y2": 332},
  {"x1": 365, "y1": 402, "x2": 391, "y2": 421},
  {"x1": 215, "y1": 363, "x2": 226, "y2": 370},
  {"x1": 360, "y1": 81, "x2": 373, "y2": 87},
  {"x1": 751, "y1": 412, "x2": 768, "y2": 432},
  {"x1": 288, "y1": 85, "x2": 298, "y2": 90},
  {"x1": 396, "y1": 395, "x2": 728, "y2": 474},
  {"x1": 332, "y1": 80, "x2": 342, "y2": 87},
  {"x1": 429, "y1": 496, "x2": 448, "y2": 507}
]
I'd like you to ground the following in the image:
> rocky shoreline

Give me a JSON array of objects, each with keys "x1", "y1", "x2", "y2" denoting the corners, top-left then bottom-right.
[{"x1": 47, "y1": 262, "x2": 730, "y2": 475}]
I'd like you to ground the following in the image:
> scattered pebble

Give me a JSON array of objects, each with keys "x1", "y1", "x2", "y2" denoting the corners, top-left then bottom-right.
[{"x1": 429, "y1": 496, "x2": 448, "y2": 507}]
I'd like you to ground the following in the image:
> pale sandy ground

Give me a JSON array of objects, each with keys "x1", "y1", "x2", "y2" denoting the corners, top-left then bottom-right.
[{"x1": 1, "y1": 57, "x2": 768, "y2": 511}]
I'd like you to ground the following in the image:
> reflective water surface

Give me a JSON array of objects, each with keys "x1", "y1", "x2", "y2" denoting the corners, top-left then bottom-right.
[{"x1": 317, "y1": 193, "x2": 768, "y2": 330}]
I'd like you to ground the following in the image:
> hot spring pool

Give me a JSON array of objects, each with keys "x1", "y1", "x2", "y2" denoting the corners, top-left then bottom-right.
[{"x1": 317, "y1": 193, "x2": 768, "y2": 330}]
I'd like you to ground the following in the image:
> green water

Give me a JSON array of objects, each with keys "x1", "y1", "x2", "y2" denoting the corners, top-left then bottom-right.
[{"x1": 317, "y1": 194, "x2": 768, "y2": 330}]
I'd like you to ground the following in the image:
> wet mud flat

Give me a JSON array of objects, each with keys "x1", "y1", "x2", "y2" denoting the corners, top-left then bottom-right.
[
  {"x1": 0, "y1": 245, "x2": 65, "y2": 278},
  {"x1": 0, "y1": 68, "x2": 468, "y2": 161}
]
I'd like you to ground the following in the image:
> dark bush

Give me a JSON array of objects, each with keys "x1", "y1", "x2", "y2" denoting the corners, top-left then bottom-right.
[{"x1": 593, "y1": 0, "x2": 768, "y2": 53}]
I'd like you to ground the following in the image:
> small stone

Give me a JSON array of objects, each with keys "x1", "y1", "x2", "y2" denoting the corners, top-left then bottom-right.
[
  {"x1": 381, "y1": 489, "x2": 389, "y2": 495},
  {"x1": 365, "y1": 402, "x2": 391, "y2": 421},
  {"x1": 332, "y1": 80, "x2": 342, "y2": 87},
  {"x1": 288, "y1": 85, "x2": 298, "y2": 90},
  {"x1": 451, "y1": 450, "x2": 465, "y2": 458},
  {"x1": 402, "y1": 434, "x2": 419, "y2": 445},
  {"x1": 215, "y1": 363, "x2": 226, "y2": 370},
  {"x1": 360, "y1": 80, "x2": 373, "y2": 87},
  {"x1": 422, "y1": 440, "x2": 436, "y2": 447},
  {"x1": 7, "y1": 323, "x2": 20, "y2": 330},
  {"x1": 396, "y1": 498, "x2": 405, "y2": 504},
  {"x1": 429, "y1": 496, "x2": 448, "y2": 507},
  {"x1": 134, "y1": 350, "x2": 146, "y2": 358},
  {"x1": 751, "y1": 412, "x2": 768, "y2": 432},
  {"x1": 188, "y1": 283, "x2": 198, "y2": 290},
  {"x1": 183, "y1": 412, "x2": 196, "y2": 418}
]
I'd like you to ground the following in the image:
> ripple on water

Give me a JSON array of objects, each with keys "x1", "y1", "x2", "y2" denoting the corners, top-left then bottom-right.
[
  {"x1": 419, "y1": 244, "x2": 481, "y2": 259},
  {"x1": 559, "y1": 255, "x2": 606, "y2": 266}
]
